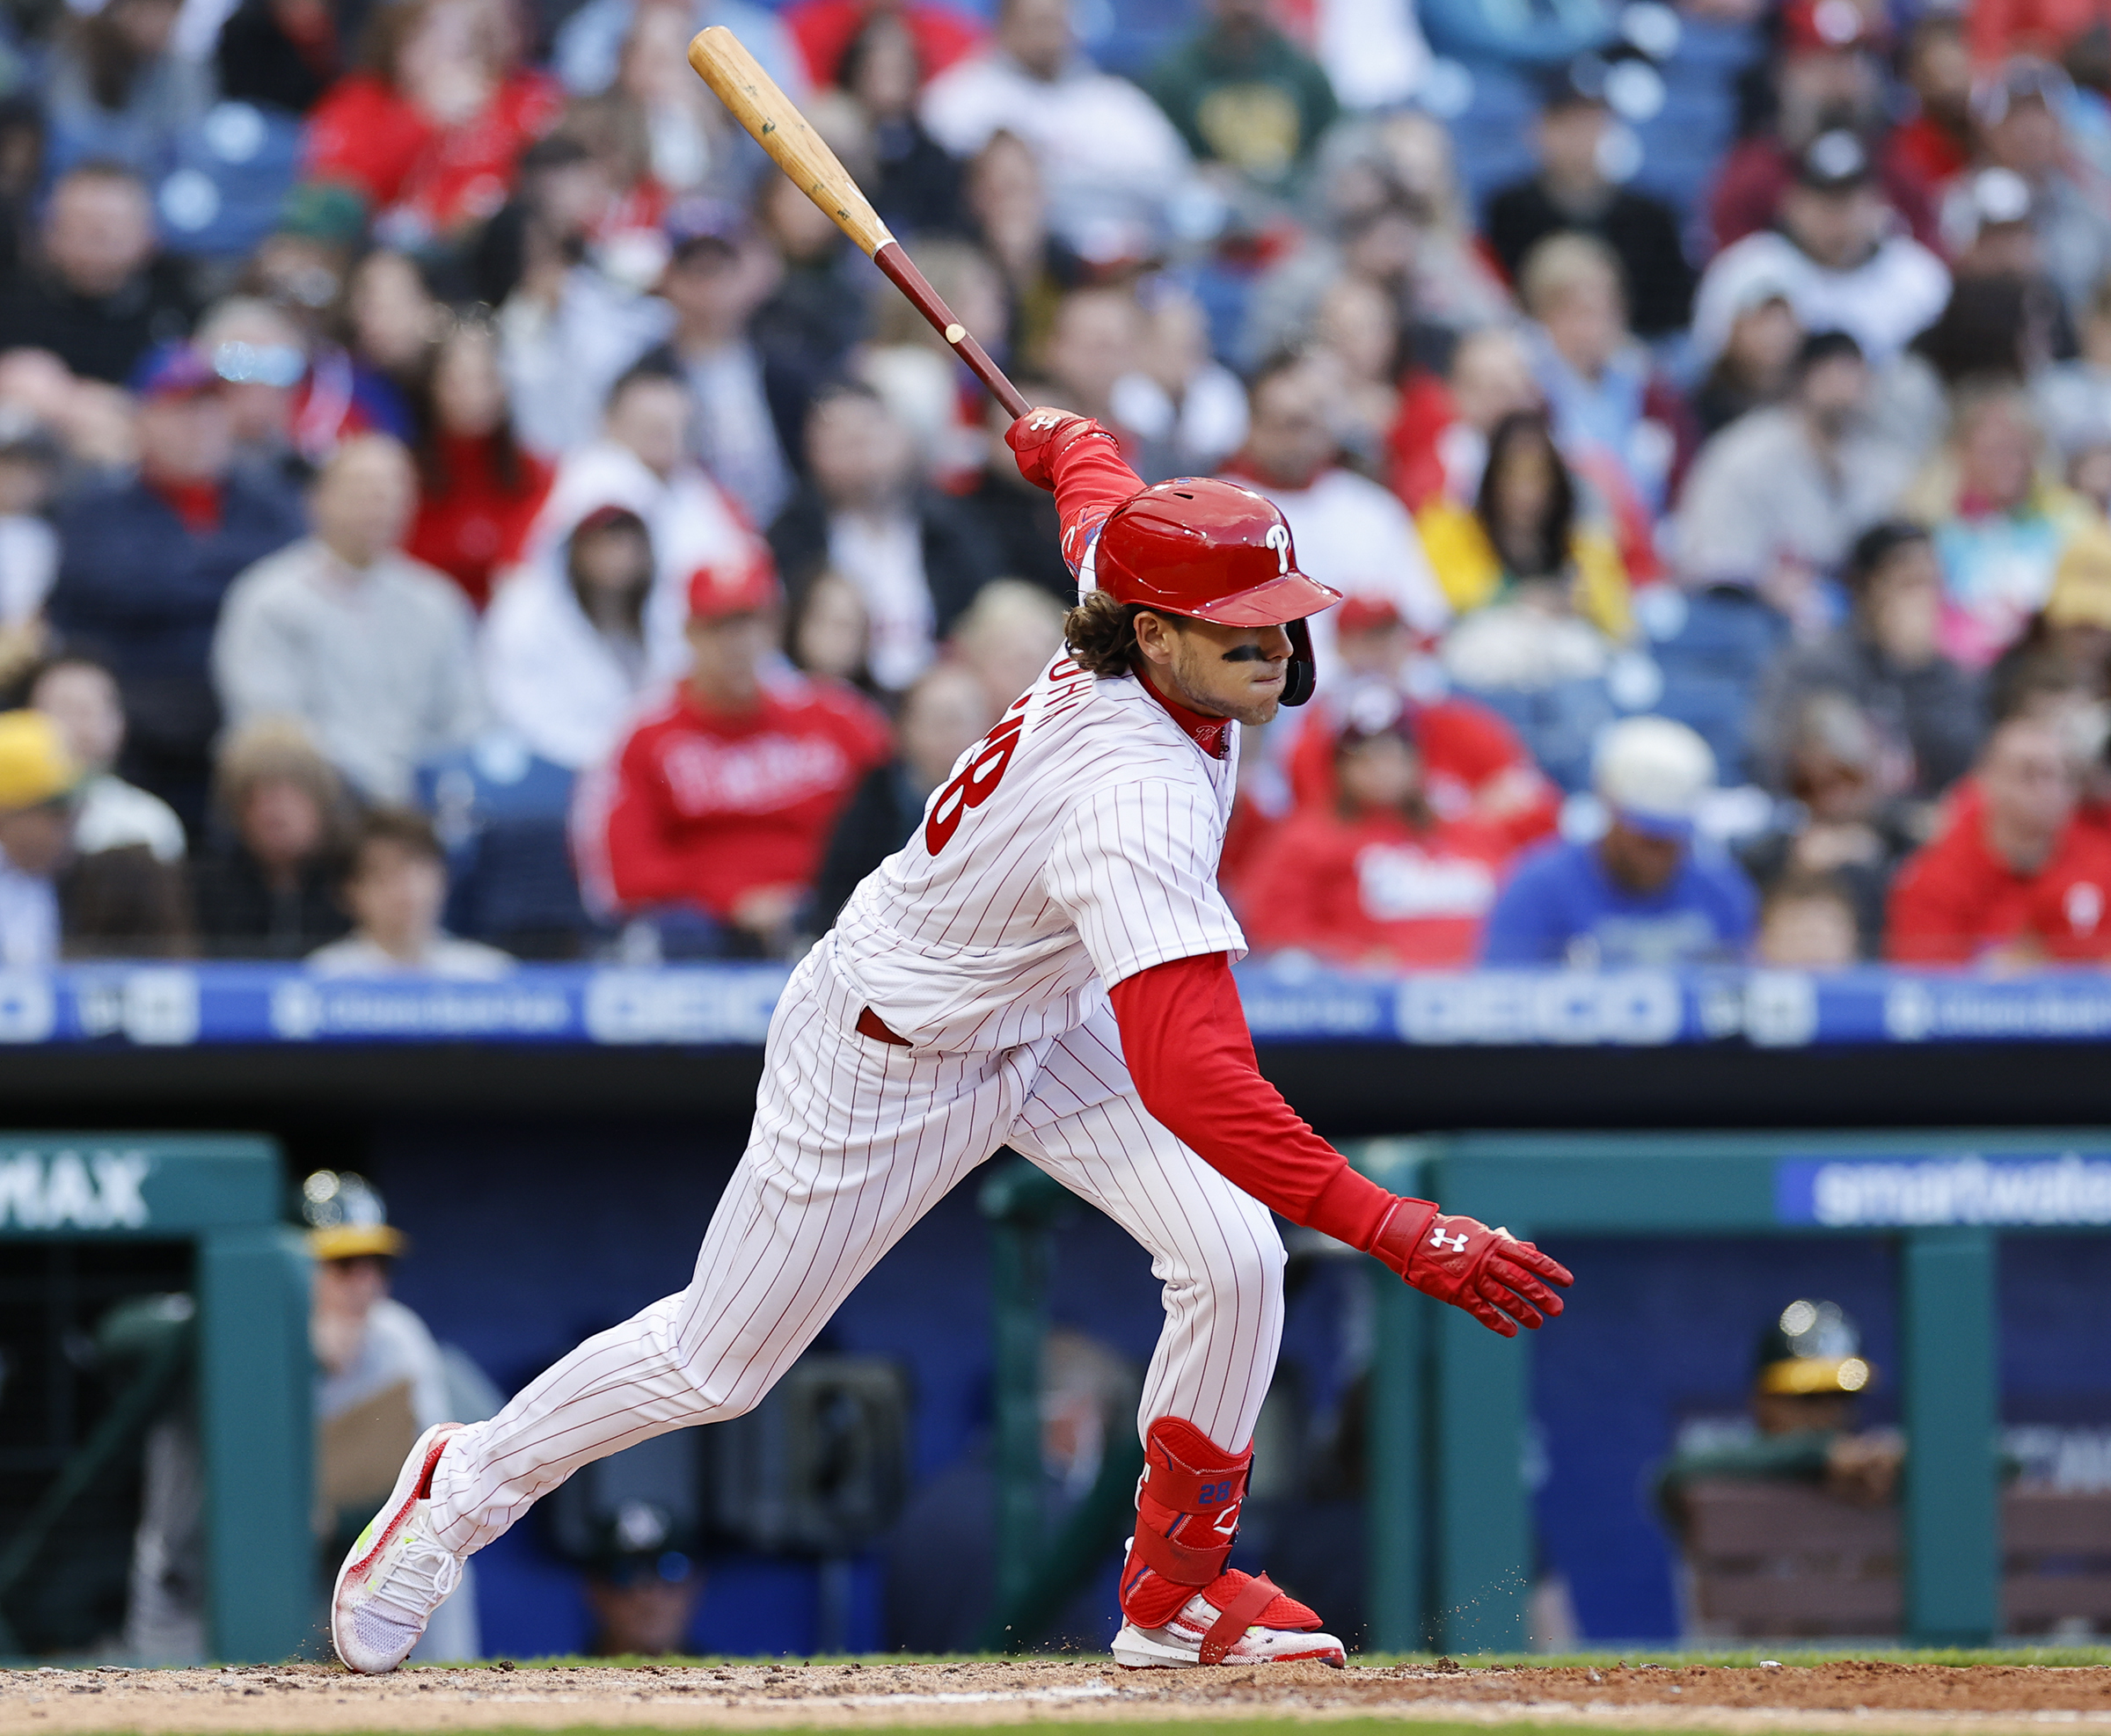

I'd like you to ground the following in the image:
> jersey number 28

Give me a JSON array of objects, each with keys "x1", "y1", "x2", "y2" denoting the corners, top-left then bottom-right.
[{"x1": 925, "y1": 710, "x2": 1025, "y2": 854}]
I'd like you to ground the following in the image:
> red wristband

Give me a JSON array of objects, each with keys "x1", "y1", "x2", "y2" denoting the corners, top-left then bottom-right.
[
  {"x1": 1368, "y1": 1197, "x2": 1442, "y2": 1280},
  {"x1": 1306, "y1": 1171, "x2": 1429, "y2": 1263}
]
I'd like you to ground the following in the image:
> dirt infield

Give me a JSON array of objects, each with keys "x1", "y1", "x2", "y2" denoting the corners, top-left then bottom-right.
[{"x1": 5, "y1": 1659, "x2": 2111, "y2": 1736}]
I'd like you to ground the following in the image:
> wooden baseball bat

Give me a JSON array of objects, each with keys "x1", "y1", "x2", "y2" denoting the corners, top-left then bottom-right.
[{"x1": 687, "y1": 26, "x2": 1029, "y2": 420}]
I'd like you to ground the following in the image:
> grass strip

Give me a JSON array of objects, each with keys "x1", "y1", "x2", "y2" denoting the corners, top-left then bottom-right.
[{"x1": 413, "y1": 1648, "x2": 2111, "y2": 1672}]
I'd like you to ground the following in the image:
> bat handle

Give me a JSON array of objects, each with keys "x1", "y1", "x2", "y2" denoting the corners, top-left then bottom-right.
[{"x1": 873, "y1": 241, "x2": 1030, "y2": 421}]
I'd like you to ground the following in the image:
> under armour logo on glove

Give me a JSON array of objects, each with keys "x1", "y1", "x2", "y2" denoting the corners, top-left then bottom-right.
[{"x1": 1370, "y1": 1200, "x2": 1574, "y2": 1338}]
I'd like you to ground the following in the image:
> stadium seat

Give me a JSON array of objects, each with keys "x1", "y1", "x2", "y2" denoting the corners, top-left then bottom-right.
[
  {"x1": 1441, "y1": 56, "x2": 1544, "y2": 210},
  {"x1": 1088, "y1": 0, "x2": 1193, "y2": 80},
  {"x1": 1451, "y1": 675, "x2": 1619, "y2": 794},
  {"x1": 1639, "y1": 585, "x2": 1788, "y2": 787},
  {"x1": 1448, "y1": 14, "x2": 1757, "y2": 222},
  {"x1": 414, "y1": 733, "x2": 600, "y2": 959},
  {"x1": 1676, "y1": 1478, "x2": 2111, "y2": 1638},
  {"x1": 154, "y1": 103, "x2": 303, "y2": 262}
]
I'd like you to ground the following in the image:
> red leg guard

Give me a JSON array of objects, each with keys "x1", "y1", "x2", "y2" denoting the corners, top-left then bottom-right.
[{"x1": 1120, "y1": 1417, "x2": 1320, "y2": 1635}]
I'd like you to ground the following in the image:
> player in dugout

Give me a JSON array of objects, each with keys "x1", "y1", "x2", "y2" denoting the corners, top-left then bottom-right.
[
  {"x1": 1654, "y1": 1299, "x2": 1903, "y2": 1526},
  {"x1": 329, "y1": 410, "x2": 1574, "y2": 1674}
]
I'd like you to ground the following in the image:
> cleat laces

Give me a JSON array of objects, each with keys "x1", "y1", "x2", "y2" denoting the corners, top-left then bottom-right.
[{"x1": 367, "y1": 1531, "x2": 462, "y2": 1628}]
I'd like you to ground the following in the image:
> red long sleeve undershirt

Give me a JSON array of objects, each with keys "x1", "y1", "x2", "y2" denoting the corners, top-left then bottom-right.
[
  {"x1": 1037, "y1": 425, "x2": 1421, "y2": 1255},
  {"x1": 1107, "y1": 952, "x2": 1406, "y2": 1252},
  {"x1": 1048, "y1": 427, "x2": 1147, "y2": 565}
]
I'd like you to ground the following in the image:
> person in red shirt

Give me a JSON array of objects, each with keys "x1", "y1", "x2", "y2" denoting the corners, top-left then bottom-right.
[
  {"x1": 1888, "y1": 716, "x2": 2111, "y2": 962},
  {"x1": 574, "y1": 553, "x2": 892, "y2": 955},
  {"x1": 1706, "y1": 1, "x2": 1943, "y2": 256},
  {"x1": 302, "y1": 0, "x2": 563, "y2": 244},
  {"x1": 406, "y1": 318, "x2": 552, "y2": 608},
  {"x1": 1888, "y1": 15, "x2": 1976, "y2": 194},
  {"x1": 1968, "y1": 0, "x2": 2111, "y2": 67},
  {"x1": 783, "y1": 0, "x2": 982, "y2": 89},
  {"x1": 1282, "y1": 597, "x2": 1560, "y2": 852},
  {"x1": 1243, "y1": 707, "x2": 1508, "y2": 968}
]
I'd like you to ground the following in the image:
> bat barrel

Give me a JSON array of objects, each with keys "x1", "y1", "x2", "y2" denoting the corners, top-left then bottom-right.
[
  {"x1": 687, "y1": 26, "x2": 895, "y2": 258},
  {"x1": 687, "y1": 26, "x2": 1031, "y2": 420}
]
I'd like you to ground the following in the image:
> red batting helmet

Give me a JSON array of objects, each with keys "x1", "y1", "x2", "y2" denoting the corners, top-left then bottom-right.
[{"x1": 1091, "y1": 478, "x2": 1343, "y2": 627}]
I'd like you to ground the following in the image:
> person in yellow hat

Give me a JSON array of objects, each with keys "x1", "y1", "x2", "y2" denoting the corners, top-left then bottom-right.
[
  {"x1": 303, "y1": 1171, "x2": 483, "y2": 1662},
  {"x1": 1986, "y1": 521, "x2": 2111, "y2": 819},
  {"x1": 304, "y1": 1168, "x2": 411, "y2": 1266},
  {"x1": 121, "y1": 1171, "x2": 489, "y2": 1663},
  {"x1": 1654, "y1": 1299, "x2": 1902, "y2": 1527},
  {"x1": 2038, "y1": 520, "x2": 2111, "y2": 673},
  {"x1": 0, "y1": 708, "x2": 81, "y2": 966}
]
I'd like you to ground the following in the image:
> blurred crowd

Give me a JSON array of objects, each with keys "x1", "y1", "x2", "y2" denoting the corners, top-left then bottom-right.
[{"x1": 2, "y1": 0, "x2": 2111, "y2": 973}]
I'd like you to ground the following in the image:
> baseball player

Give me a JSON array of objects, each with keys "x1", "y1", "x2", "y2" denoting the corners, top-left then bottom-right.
[{"x1": 331, "y1": 411, "x2": 1574, "y2": 1674}]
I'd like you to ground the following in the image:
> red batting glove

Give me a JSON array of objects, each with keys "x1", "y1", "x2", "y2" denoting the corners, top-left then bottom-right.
[
  {"x1": 1005, "y1": 407, "x2": 1115, "y2": 491},
  {"x1": 1370, "y1": 1200, "x2": 1574, "y2": 1338}
]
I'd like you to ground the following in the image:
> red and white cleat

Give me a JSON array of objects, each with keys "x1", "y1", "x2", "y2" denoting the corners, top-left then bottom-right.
[
  {"x1": 1112, "y1": 1571, "x2": 1348, "y2": 1668},
  {"x1": 330, "y1": 1423, "x2": 465, "y2": 1674},
  {"x1": 1114, "y1": 1418, "x2": 1346, "y2": 1669}
]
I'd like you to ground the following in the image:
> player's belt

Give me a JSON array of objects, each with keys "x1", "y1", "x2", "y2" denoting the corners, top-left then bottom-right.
[{"x1": 856, "y1": 1006, "x2": 911, "y2": 1047}]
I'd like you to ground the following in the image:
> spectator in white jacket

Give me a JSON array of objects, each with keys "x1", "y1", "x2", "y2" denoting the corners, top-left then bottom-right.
[
  {"x1": 482, "y1": 507, "x2": 659, "y2": 770},
  {"x1": 919, "y1": 0, "x2": 1200, "y2": 265},
  {"x1": 525, "y1": 363, "x2": 757, "y2": 682},
  {"x1": 1692, "y1": 131, "x2": 1949, "y2": 370}
]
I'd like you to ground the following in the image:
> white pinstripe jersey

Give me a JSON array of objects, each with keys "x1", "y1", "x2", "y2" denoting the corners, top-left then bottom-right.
[{"x1": 829, "y1": 653, "x2": 1245, "y2": 1054}]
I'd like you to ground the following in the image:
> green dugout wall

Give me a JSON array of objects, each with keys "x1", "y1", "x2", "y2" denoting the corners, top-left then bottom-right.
[
  {"x1": 1351, "y1": 1130, "x2": 2111, "y2": 1653},
  {"x1": 0, "y1": 1134, "x2": 310, "y2": 1663}
]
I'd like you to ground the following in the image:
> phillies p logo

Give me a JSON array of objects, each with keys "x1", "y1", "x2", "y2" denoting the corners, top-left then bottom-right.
[{"x1": 1264, "y1": 522, "x2": 1291, "y2": 574}]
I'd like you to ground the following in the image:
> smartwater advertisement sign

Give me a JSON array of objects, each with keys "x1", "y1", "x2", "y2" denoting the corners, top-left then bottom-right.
[{"x1": 1776, "y1": 1153, "x2": 2111, "y2": 1227}]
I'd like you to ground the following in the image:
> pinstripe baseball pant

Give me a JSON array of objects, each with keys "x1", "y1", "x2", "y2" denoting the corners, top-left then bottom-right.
[{"x1": 425, "y1": 939, "x2": 1286, "y2": 1557}]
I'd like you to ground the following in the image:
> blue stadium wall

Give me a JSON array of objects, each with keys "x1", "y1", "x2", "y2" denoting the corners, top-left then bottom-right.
[{"x1": 370, "y1": 1114, "x2": 2111, "y2": 1652}]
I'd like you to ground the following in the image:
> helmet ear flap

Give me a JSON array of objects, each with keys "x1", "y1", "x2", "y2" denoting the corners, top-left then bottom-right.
[{"x1": 1282, "y1": 617, "x2": 1316, "y2": 707}]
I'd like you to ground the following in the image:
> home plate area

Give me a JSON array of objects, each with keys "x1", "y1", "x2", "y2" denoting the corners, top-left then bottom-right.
[{"x1": 5, "y1": 1659, "x2": 2111, "y2": 1735}]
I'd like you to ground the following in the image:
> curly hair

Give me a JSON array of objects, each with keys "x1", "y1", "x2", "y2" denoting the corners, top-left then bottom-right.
[{"x1": 1062, "y1": 590, "x2": 1144, "y2": 678}]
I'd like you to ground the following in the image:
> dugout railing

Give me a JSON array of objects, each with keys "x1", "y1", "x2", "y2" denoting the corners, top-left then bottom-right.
[
  {"x1": 0, "y1": 1135, "x2": 310, "y2": 1664},
  {"x1": 1350, "y1": 1131, "x2": 2111, "y2": 1653},
  {"x1": 981, "y1": 1131, "x2": 2104, "y2": 1654}
]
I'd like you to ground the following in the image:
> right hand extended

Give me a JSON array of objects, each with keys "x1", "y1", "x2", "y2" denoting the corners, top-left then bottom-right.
[{"x1": 1370, "y1": 1201, "x2": 1574, "y2": 1338}]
